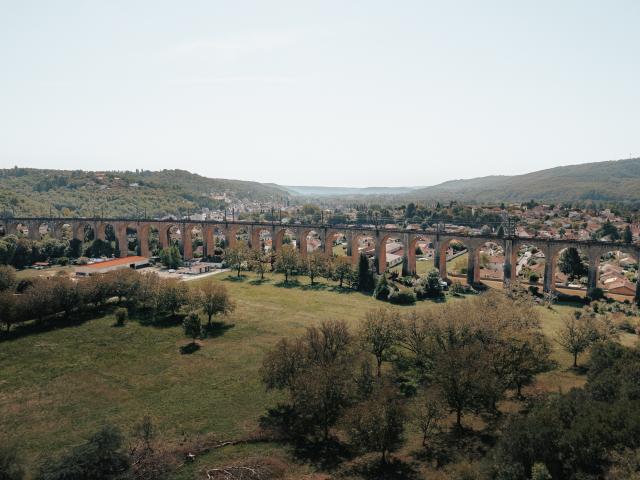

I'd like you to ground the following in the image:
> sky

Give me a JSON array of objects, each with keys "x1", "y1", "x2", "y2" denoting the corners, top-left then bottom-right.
[{"x1": 1, "y1": 1, "x2": 639, "y2": 187}]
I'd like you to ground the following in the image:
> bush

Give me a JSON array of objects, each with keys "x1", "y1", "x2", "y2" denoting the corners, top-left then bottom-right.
[
  {"x1": 529, "y1": 272, "x2": 540, "y2": 283},
  {"x1": 414, "y1": 270, "x2": 444, "y2": 299},
  {"x1": 57, "y1": 256, "x2": 69, "y2": 266},
  {"x1": 114, "y1": 307, "x2": 128, "y2": 326},
  {"x1": 388, "y1": 290, "x2": 416, "y2": 305}
]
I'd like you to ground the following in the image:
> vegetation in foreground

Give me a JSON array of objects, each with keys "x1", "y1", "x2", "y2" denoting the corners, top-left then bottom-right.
[{"x1": 0, "y1": 266, "x2": 639, "y2": 479}]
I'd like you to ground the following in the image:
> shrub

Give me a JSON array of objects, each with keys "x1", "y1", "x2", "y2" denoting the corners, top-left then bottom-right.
[
  {"x1": 414, "y1": 270, "x2": 444, "y2": 299},
  {"x1": 388, "y1": 290, "x2": 416, "y2": 305},
  {"x1": 57, "y1": 256, "x2": 69, "y2": 266},
  {"x1": 450, "y1": 281, "x2": 465, "y2": 295},
  {"x1": 114, "y1": 307, "x2": 128, "y2": 326}
]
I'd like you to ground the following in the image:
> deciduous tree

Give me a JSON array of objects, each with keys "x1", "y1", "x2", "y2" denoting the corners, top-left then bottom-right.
[{"x1": 198, "y1": 281, "x2": 235, "y2": 328}]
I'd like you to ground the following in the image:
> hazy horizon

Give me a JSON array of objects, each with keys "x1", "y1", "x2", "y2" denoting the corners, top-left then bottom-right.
[{"x1": 2, "y1": 1, "x2": 639, "y2": 187}]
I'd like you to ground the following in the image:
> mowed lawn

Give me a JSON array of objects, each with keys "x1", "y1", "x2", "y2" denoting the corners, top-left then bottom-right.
[{"x1": 0, "y1": 270, "x2": 598, "y2": 477}]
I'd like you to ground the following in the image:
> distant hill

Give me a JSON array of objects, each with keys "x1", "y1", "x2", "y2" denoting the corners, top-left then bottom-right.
[
  {"x1": 283, "y1": 185, "x2": 420, "y2": 196},
  {"x1": 405, "y1": 158, "x2": 640, "y2": 204},
  {"x1": 0, "y1": 168, "x2": 289, "y2": 218}
]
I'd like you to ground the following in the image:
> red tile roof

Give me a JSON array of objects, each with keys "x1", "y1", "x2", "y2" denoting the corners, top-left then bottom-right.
[{"x1": 84, "y1": 256, "x2": 148, "y2": 269}]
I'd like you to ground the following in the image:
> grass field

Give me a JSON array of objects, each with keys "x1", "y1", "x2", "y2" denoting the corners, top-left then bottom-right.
[{"x1": 0, "y1": 270, "x2": 624, "y2": 478}]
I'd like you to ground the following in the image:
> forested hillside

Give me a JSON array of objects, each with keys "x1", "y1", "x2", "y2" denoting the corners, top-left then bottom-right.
[
  {"x1": 0, "y1": 168, "x2": 288, "y2": 218},
  {"x1": 405, "y1": 158, "x2": 640, "y2": 204}
]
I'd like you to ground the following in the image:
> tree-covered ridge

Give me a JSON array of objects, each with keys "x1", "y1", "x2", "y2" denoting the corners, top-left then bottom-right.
[
  {"x1": 0, "y1": 168, "x2": 289, "y2": 218},
  {"x1": 406, "y1": 157, "x2": 640, "y2": 205}
]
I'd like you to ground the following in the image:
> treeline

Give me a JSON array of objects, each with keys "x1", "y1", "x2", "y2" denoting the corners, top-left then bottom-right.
[
  {"x1": 0, "y1": 235, "x2": 72, "y2": 269},
  {"x1": 0, "y1": 267, "x2": 193, "y2": 334}
]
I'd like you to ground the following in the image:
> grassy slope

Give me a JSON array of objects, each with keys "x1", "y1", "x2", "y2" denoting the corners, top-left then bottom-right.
[{"x1": 0, "y1": 271, "x2": 613, "y2": 478}]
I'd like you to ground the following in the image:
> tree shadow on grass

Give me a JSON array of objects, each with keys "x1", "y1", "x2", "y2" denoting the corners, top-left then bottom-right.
[
  {"x1": 292, "y1": 437, "x2": 352, "y2": 471},
  {"x1": 411, "y1": 424, "x2": 496, "y2": 469},
  {"x1": 300, "y1": 283, "x2": 328, "y2": 291},
  {"x1": 180, "y1": 342, "x2": 200, "y2": 354},
  {"x1": 224, "y1": 275, "x2": 248, "y2": 283},
  {"x1": 337, "y1": 455, "x2": 420, "y2": 480},
  {"x1": 259, "y1": 404, "x2": 351, "y2": 470},
  {"x1": 202, "y1": 320, "x2": 234, "y2": 338},
  {"x1": 328, "y1": 285, "x2": 358, "y2": 295},
  {"x1": 1, "y1": 306, "x2": 117, "y2": 342},
  {"x1": 135, "y1": 312, "x2": 184, "y2": 329},
  {"x1": 249, "y1": 278, "x2": 270, "y2": 286},
  {"x1": 274, "y1": 279, "x2": 301, "y2": 289}
]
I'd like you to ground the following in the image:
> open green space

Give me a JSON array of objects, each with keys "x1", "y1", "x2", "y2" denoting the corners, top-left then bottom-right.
[{"x1": 0, "y1": 270, "x2": 631, "y2": 478}]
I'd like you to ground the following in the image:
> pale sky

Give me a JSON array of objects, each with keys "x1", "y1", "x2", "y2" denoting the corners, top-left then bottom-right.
[{"x1": 1, "y1": 1, "x2": 639, "y2": 187}]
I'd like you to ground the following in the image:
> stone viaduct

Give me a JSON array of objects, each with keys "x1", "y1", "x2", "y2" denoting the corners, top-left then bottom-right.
[{"x1": 4, "y1": 217, "x2": 640, "y2": 301}]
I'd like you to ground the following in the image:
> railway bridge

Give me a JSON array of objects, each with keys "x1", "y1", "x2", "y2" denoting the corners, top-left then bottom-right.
[{"x1": 3, "y1": 216, "x2": 639, "y2": 301}]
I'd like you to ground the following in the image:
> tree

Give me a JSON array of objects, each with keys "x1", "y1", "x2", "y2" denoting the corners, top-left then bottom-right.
[
  {"x1": 344, "y1": 385, "x2": 407, "y2": 464},
  {"x1": 0, "y1": 265, "x2": 16, "y2": 292},
  {"x1": 84, "y1": 239, "x2": 113, "y2": 258},
  {"x1": 412, "y1": 394, "x2": 445, "y2": 449},
  {"x1": 224, "y1": 242, "x2": 249, "y2": 277},
  {"x1": 333, "y1": 257, "x2": 353, "y2": 288},
  {"x1": 274, "y1": 245, "x2": 299, "y2": 283},
  {"x1": 357, "y1": 253, "x2": 374, "y2": 292},
  {"x1": 159, "y1": 245, "x2": 182, "y2": 269},
  {"x1": 373, "y1": 273, "x2": 392, "y2": 300},
  {"x1": 66, "y1": 238, "x2": 83, "y2": 259},
  {"x1": 433, "y1": 339, "x2": 494, "y2": 428},
  {"x1": 37, "y1": 425, "x2": 130, "y2": 480},
  {"x1": 301, "y1": 250, "x2": 327, "y2": 285},
  {"x1": 493, "y1": 331, "x2": 552, "y2": 397},
  {"x1": 198, "y1": 281, "x2": 235, "y2": 328},
  {"x1": 597, "y1": 220, "x2": 620, "y2": 240},
  {"x1": 261, "y1": 320, "x2": 355, "y2": 442},
  {"x1": 556, "y1": 313, "x2": 598, "y2": 368},
  {"x1": 360, "y1": 308, "x2": 400, "y2": 377},
  {"x1": 624, "y1": 225, "x2": 633, "y2": 244},
  {"x1": 248, "y1": 249, "x2": 269, "y2": 279},
  {"x1": 159, "y1": 279, "x2": 188, "y2": 316},
  {"x1": 182, "y1": 312, "x2": 201, "y2": 347},
  {"x1": 558, "y1": 247, "x2": 587, "y2": 279}
]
